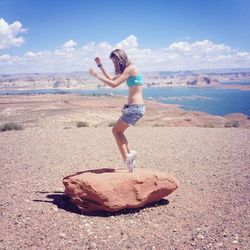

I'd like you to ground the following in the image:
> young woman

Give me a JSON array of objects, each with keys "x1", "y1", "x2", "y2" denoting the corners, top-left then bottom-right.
[{"x1": 89, "y1": 49, "x2": 145, "y2": 172}]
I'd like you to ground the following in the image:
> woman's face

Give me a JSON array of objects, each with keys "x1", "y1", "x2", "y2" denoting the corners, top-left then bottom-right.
[{"x1": 111, "y1": 57, "x2": 118, "y2": 67}]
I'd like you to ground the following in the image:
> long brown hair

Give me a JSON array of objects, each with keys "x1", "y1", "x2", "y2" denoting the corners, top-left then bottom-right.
[{"x1": 109, "y1": 49, "x2": 131, "y2": 75}]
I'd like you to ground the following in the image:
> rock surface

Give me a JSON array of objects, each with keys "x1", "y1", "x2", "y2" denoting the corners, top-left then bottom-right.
[{"x1": 63, "y1": 168, "x2": 178, "y2": 213}]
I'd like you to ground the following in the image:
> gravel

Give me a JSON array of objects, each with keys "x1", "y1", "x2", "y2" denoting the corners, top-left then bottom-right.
[{"x1": 0, "y1": 126, "x2": 250, "y2": 249}]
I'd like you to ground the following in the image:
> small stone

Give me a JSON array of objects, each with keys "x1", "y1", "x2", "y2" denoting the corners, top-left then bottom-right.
[
  {"x1": 87, "y1": 229, "x2": 93, "y2": 235},
  {"x1": 206, "y1": 243, "x2": 213, "y2": 248},
  {"x1": 233, "y1": 234, "x2": 239, "y2": 239},
  {"x1": 215, "y1": 242, "x2": 223, "y2": 247},
  {"x1": 60, "y1": 233, "x2": 66, "y2": 238},
  {"x1": 84, "y1": 223, "x2": 90, "y2": 227},
  {"x1": 52, "y1": 207, "x2": 58, "y2": 212},
  {"x1": 232, "y1": 240, "x2": 238, "y2": 244},
  {"x1": 173, "y1": 229, "x2": 177, "y2": 232},
  {"x1": 196, "y1": 233, "x2": 205, "y2": 240}
]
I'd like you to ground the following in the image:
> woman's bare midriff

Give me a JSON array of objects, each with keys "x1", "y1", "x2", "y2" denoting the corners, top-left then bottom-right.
[{"x1": 128, "y1": 85, "x2": 144, "y2": 105}]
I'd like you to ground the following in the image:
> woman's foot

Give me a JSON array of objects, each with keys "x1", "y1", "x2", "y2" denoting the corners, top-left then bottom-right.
[
  {"x1": 129, "y1": 150, "x2": 137, "y2": 168},
  {"x1": 125, "y1": 150, "x2": 137, "y2": 172}
]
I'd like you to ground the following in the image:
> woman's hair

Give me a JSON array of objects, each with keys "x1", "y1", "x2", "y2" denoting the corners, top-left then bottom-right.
[{"x1": 109, "y1": 49, "x2": 131, "y2": 75}]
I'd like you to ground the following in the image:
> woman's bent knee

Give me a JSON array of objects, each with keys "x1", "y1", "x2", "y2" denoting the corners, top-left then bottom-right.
[
  {"x1": 112, "y1": 126, "x2": 119, "y2": 136},
  {"x1": 112, "y1": 119, "x2": 129, "y2": 136},
  {"x1": 112, "y1": 126, "x2": 123, "y2": 137}
]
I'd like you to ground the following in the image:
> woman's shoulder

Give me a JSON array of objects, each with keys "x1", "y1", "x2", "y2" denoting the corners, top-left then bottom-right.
[{"x1": 124, "y1": 64, "x2": 138, "y2": 76}]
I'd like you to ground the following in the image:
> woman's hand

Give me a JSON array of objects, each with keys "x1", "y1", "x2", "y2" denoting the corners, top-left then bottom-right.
[
  {"x1": 95, "y1": 57, "x2": 101, "y2": 66},
  {"x1": 89, "y1": 68, "x2": 98, "y2": 78}
]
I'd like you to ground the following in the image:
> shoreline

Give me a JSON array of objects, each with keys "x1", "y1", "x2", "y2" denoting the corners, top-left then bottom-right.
[
  {"x1": 0, "y1": 93, "x2": 249, "y2": 129},
  {"x1": 0, "y1": 84, "x2": 250, "y2": 118}
]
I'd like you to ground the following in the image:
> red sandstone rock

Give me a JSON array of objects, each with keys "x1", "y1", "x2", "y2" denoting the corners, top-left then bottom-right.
[{"x1": 63, "y1": 168, "x2": 178, "y2": 213}]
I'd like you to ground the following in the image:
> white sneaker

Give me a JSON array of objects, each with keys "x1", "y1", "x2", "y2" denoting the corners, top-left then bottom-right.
[
  {"x1": 129, "y1": 150, "x2": 137, "y2": 168},
  {"x1": 125, "y1": 150, "x2": 137, "y2": 172}
]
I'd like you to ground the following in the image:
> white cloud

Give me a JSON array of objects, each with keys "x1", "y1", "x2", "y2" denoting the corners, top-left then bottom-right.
[
  {"x1": 115, "y1": 35, "x2": 138, "y2": 50},
  {"x1": 24, "y1": 51, "x2": 52, "y2": 58},
  {"x1": 24, "y1": 51, "x2": 36, "y2": 57},
  {"x1": 54, "y1": 47, "x2": 75, "y2": 57},
  {"x1": 62, "y1": 40, "x2": 77, "y2": 48},
  {"x1": 169, "y1": 40, "x2": 232, "y2": 54},
  {"x1": 82, "y1": 42, "x2": 96, "y2": 52},
  {"x1": 0, "y1": 18, "x2": 26, "y2": 49},
  {"x1": 1, "y1": 35, "x2": 250, "y2": 73},
  {"x1": 0, "y1": 54, "x2": 11, "y2": 61},
  {"x1": 98, "y1": 41, "x2": 112, "y2": 51}
]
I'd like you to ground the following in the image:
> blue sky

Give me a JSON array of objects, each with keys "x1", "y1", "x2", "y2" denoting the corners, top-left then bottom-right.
[{"x1": 0, "y1": 0, "x2": 250, "y2": 73}]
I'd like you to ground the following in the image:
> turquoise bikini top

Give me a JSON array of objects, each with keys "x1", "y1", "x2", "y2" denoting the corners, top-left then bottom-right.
[{"x1": 126, "y1": 74, "x2": 143, "y2": 88}]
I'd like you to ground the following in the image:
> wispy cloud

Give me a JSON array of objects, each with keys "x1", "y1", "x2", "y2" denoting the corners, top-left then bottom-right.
[
  {"x1": 0, "y1": 18, "x2": 26, "y2": 50},
  {"x1": 1, "y1": 33, "x2": 250, "y2": 73},
  {"x1": 62, "y1": 40, "x2": 77, "y2": 48}
]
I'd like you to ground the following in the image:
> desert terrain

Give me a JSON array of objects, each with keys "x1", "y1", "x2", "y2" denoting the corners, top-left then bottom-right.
[
  {"x1": 0, "y1": 94, "x2": 249, "y2": 129},
  {"x1": 0, "y1": 94, "x2": 249, "y2": 249}
]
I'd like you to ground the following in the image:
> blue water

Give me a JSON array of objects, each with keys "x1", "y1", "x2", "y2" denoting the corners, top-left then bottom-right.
[
  {"x1": 0, "y1": 85, "x2": 250, "y2": 116},
  {"x1": 221, "y1": 80, "x2": 250, "y2": 86},
  {"x1": 142, "y1": 87, "x2": 250, "y2": 116}
]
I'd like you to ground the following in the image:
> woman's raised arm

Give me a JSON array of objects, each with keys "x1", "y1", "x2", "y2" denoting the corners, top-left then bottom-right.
[{"x1": 95, "y1": 57, "x2": 113, "y2": 80}]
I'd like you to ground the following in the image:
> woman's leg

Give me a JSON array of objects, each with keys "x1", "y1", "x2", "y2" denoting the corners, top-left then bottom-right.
[{"x1": 112, "y1": 119, "x2": 130, "y2": 161}]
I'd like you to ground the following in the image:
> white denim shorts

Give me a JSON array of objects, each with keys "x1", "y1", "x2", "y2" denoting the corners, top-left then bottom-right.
[{"x1": 120, "y1": 104, "x2": 145, "y2": 126}]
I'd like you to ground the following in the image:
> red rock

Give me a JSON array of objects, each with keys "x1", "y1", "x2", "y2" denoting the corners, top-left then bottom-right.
[{"x1": 63, "y1": 168, "x2": 178, "y2": 213}]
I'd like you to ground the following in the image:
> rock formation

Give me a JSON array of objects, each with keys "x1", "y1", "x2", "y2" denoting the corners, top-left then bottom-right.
[{"x1": 63, "y1": 168, "x2": 178, "y2": 213}]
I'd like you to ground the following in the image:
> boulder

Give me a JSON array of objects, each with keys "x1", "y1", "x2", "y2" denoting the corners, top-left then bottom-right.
[{"x1": 63, "y1": 168, "x2": 178, "y2": 213}]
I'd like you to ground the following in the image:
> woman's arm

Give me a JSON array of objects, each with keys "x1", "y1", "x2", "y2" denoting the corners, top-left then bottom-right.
[
  {"x1": 99, "y1": 65, "x2": 114, "y2": 80},
  {"x1": 89, "y1": 68, "x2": 130, "y2": 88},
  {"x1": 95, "y1": 57, "x2": 113, "y2": 80}
]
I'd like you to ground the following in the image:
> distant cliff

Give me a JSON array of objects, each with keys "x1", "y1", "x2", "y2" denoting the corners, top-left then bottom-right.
[{"x1": 0, "y1": 70, "x2": 249, "y2": 90}]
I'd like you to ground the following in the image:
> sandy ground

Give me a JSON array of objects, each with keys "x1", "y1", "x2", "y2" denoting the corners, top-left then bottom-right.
[{"x1": 0, "y1": 94, "x2": 250, "y2": 249}]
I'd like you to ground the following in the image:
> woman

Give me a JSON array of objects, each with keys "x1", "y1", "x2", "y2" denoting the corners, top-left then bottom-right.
[{"x1": 89, "y1": 49, "x2": 145, "y2": 172}]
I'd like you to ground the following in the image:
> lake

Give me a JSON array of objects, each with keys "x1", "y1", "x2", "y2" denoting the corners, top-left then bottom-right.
[
  {"x1": 221, "y1": 80, "x2": 250, "y2": 86},
  {"x1": 1, "y1": 84, "x2": 250, "y2": 116}
]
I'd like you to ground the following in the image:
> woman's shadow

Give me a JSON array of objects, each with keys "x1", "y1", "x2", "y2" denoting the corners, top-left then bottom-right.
[{"x1": 34, "y1": 191, "x2": 169, "y2": 217}]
